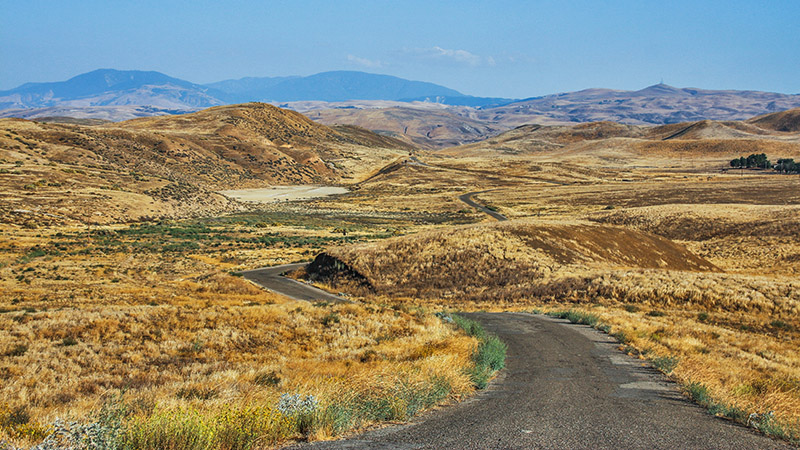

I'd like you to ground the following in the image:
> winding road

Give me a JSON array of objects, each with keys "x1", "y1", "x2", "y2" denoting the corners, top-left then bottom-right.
[
  {"x1": 239, "y1": 263, "x2": 347, "y2": 303},
  {"x1": 459, "y1": 190, "x2": 508, "y2": 221},
  {"x1": 287, "y1": 312, "x2": 791, "y2": 449}
]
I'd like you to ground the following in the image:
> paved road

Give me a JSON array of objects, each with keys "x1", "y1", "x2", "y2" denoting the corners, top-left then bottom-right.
[
  {"x1": 459, "y1": 190, "x2": 508, "y2": 221},
  {"x1": 239, "y1": 262, "x2": 347, "y2": 303},
  {"x1": 287, "y1": 312, "x2": 792, "y2": 450}
]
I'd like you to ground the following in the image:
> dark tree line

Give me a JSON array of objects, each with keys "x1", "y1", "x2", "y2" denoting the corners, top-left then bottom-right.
[
  {"x1": 729, "y1": 153, "x2": 770, "y2": 169},
  {"x1": 729, "y1": 153, "x2": 799, "y2": 173},
  {"x1": 775, "y1": 158, "x2": 799, "y2": 174}
]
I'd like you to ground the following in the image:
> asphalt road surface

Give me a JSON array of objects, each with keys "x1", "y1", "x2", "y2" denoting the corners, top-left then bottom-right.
[
  {"x1": 459, "y1": 190, "x2": 508, "y2": 221},
  {"x1": 286, "y1": 312, "x2": 792, "y2": 450},
  {"x1": 239, "y1": 262, "x2": 347, "y2": 303}
]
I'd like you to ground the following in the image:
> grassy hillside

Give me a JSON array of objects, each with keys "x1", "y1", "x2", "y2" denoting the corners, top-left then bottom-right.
[
  {"x1": 308, "y1": 220, "x2": 717, "y2": 301},
  {"x1": 0, "y1": 103, "x2": 412, "y2": 225},
  {"x1": 748, "y1": 108, "x2": 800, "y2": 133}
]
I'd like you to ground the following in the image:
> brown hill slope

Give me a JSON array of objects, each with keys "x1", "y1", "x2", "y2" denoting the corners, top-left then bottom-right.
[
  {"x1": 308, "y1": 220, "x2": 715, "y2": 301},
  {"x1": 442, "y1": 116, "x2": 800, "y2": 162},
  {"x1": 306, "y1": 106, "x2": 505, "y2": 149},
  {"x1": 0, "y1": 103, "x2": 411, "y2": 225},
  {"x1": 747, "y1": 108, "x2": 800, "y2": 133}
]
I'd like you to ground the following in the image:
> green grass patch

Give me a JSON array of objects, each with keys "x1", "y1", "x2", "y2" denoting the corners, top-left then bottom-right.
[
  {"x1": 452, "y1": 315, "x2": 507, "y2": 389},
  {"x1": 683, "y1": 382, "x2": 799, "y2": 443},
  {"x1": 547, "y1": 310, "x2": 600, "y2": 327}
]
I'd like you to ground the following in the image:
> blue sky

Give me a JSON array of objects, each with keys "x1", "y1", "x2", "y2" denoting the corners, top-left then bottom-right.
[{"x1": 2, "y1": 0, "x2": 799, "y2": 97}]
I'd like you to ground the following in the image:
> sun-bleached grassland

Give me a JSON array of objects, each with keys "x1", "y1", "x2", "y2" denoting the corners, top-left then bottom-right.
[
  {"x1": 311, "y1": 183, "x2": 800, "y2": 440},
  {"x1": 0, "y1": 210, "x2": 483, "y2": 448}
]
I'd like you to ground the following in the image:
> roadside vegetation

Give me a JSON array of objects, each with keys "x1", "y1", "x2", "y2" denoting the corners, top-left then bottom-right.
[
  {"x1": 0, "y1": 201, "x2": 498, "y2": 449},
  {"x1": 0, "y1": 301, "x2": 486, "y2": 448},
  {"x1": 304, "y1": 165, "x2": 800, "y2": 444}
]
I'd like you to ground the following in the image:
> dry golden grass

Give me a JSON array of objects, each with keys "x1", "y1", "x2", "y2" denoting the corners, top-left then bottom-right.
[
  {"x1": 0, "y1": 208, "x2": 484, "y2": 447},
  {"x1": 0, "y1": 104, "x2": 411, "y2": 226},
  {"x1": 3, "y1": 110, "x2": 800, "y2": 445},
  {"x1": 299, "y1": 155, "x2": 800, "y2": 440}
]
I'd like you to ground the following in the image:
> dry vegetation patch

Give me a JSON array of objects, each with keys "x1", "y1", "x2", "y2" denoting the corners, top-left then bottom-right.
[{"x1": 309, "y1": 220, "x2": 716, "y2": 301}]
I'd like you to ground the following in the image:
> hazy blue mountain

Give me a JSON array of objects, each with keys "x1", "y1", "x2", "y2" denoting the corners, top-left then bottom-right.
[
  {"x1": 206, "y1": 71, "x2": 464, "y2": 102},
  {"x1": 0, "y1": 69, "x2": 225, "y2": 109},
  {"x1": 1, "y1": 69, "x2": 473, "y2": 110},
  {"x1": 205, "y1": 76, "x2": 300, "y2": 102}
]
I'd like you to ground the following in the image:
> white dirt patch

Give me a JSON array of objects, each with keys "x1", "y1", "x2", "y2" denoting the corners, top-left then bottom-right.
[{"x1": 220, "y1": 186, "x2": 349, "y2": 203}]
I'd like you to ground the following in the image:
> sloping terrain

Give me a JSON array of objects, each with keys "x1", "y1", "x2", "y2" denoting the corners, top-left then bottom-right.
[
  {"x1": 442, "y1": 116, "x2": 800, "y2": 162},
  {"x1": 0, "y1": 105, "x2": 196, "y2": 122},
  {"x1": 0, "y1": 103, "x2": 411, "y2": 225},
  {"x1": 308, "y1": 220, "x2": 715, "y2": 301},
  {"x1": 748, "y1": 108, "x2": 800, "y2": 133},
  {"x1": 307, "y1": 106, "x2": 505, "y2": 149}
]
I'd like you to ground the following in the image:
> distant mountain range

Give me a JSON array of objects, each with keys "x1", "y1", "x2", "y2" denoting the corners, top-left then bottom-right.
[
  {"x1": 479, "y1": 84, "x2": 800, "y2": 126},
  {"x1": 0, "y1": 69, "x2": 509, "y2": 113},
  {"x1": 0, "y1": 70, "x2": 226, "y2": 110},
  {"x1": 2, "y1": 69, "x2": 800, "y2": 131}
]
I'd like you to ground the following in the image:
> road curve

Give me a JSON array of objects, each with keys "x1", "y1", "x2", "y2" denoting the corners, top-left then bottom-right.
[
  {"x1": 459, "y1": 190, "x2": 508, "y2": 221},
  {"x1": 286, "y1": 312, "x2": 791, "y2": 450},
  {"x1": 239, "y1": 262, "x2": 347, "y2": 303}
]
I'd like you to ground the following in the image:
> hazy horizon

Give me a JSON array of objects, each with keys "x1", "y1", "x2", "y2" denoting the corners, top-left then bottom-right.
[{"x1": 2, "y1": 0, "x2": 799, "y2": 97}]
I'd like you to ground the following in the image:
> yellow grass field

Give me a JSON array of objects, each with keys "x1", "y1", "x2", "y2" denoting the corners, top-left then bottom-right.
[{"x1": 3, "y1": 110, "x2": 800, "y2": 446}]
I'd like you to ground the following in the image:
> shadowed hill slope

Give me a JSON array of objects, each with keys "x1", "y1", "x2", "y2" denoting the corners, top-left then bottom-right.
[
  {"x1": 308, "y1": 220, "x2": 716, "y2": 301},
  {"x1": 748, "y1": 108, "x2": 800, "y2": 133}
]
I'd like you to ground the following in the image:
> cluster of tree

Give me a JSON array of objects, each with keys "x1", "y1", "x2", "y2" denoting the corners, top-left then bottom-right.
[
  {"x1": 729, "y1": 153, "x2": 799, "y2": 173},
  {"x1": 730, "y1": 153, "x2": 771, "y2": 169},
  {"x1": 775, "y1": 158, "x2": 799, "y2": 174}
]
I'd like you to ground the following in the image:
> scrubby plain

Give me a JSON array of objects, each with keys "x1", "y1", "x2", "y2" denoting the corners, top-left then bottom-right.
[
  {"x1": 0, "y1": 207, "x2": 491, "y2": 448},
  {"x1": 2, "y1": 106, "x2": 800, "y2": 446}
]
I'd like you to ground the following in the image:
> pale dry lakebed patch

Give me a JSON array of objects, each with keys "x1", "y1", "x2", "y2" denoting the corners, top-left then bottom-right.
[{"x1": 220, "y1": 185, "x2": 349, "y2": 202}]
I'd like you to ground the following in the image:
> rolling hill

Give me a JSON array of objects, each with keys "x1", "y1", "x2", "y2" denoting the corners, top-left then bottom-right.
[
  {"x1": 306, "y1": 220, "x2": 716, "y2": 301},
  {"x1": 440, "y1": 114, "x2": 800, "y2": 170},
  {"x1": 747, "y1": 108, "x2": 800, "y2": 133},
  {"x1": 306, "y1": 106, "x2": 505, "y2": 149},
  {"x1": 0, "y1": 102, "x2": 412, "y2": 226}
]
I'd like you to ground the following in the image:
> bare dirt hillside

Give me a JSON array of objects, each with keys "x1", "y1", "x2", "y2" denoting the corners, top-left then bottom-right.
[{"x1": 0, "y1": 103, "x2": 412, "y2": 225}]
